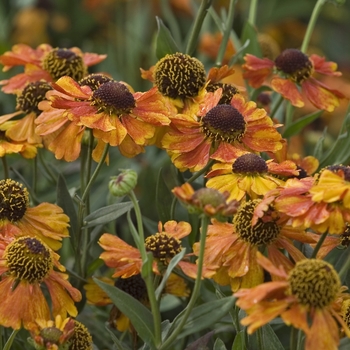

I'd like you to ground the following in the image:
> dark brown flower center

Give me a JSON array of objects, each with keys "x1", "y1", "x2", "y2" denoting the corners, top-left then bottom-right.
[
  {"x1": 91, "y1": 81, "x2": 136, "y2": 115},
  {"x1": 234, "y1": 199, "x2": 280, "y2": 245},
  {"x1": 115, "y1": 274, "x2": 147, "y2": 301},
  {"x1": 145, "y1": 233, "x2": 182, "y2": 263},
  {"x1": 0, "y1": 179, "x2": 29, "y2": 222},
  {"x1": 274, "y1": 49, "x2": 313, "y2": 84},
  {"x1": 288, "y1": 259, "x2": 340, "y2": 309},
  {"x1": 42, "y1": 48, "x2": 86, "y2": 81},
  {"x1": 201, "y1": 105, "x2": 246, "y2": 142},
  {"x1": 206, "y1": 82, "x2": 239, "y2": 105},
  {"x1": 79, "y1": 73, "x2": 114, "y2": 91},
  {"x1": 17, "y1": 81, "x2": 52, "y2": 115},
  {"x1": 232, "y1": 153, "x2": 268, "y2": 174},
  {"x1": 154, "y1": 53, "x2": 206, "y2": 99},
  {"x1": 5, "y1": 237, "x2": 52, "y2": 284},
  {"x1": 69, "y1": 321, "x2": 93, "y2": 350}
]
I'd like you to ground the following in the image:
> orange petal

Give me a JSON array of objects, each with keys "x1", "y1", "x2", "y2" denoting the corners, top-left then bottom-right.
[{"x1": 271, "y1": 77, "x2": 304, "y2": 107}]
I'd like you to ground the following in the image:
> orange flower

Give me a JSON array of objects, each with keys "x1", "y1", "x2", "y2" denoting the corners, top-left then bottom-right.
[
  {"x1": 193, "y1": 198, "x2": 313, "y2": 291},
  {"x1": 0, "y1": 43, "x2": 106, "y2": 93},
  {"x1": 0, "y1": 236, "x2": 81, "y2": 330},
  {"x1": 0, "y1": 179, "x2": 69, "y2": 251},
  {"x1": 234, "y1": 253, "x2": 350, "y2": 350},
  {"x1": 274, "y1": 168, "x2": 350, "y2": 234},
  {"x1": 99, "y1": 221, "x2": 201, "y2": 279},
  {"x1": 0, "y1": 80, "x2": 52, "y2": 145},
  {"x1": 206, "y1": 146, "x2": 298, "y2": 201},
  {"x1": 162, "y1": 91, "x2": 283, "y2": 171},
  {"x1": 0, "y1": 122, "x2": 40, "y2": 158},
  {"x1": 243, "y1": 49, "x2": 344, "y2": 112},
  {"x1": 172, "y1": 182, "x2": 239, "y2": 220},
  {"x1": 35, "y1": 75, "x2": 172, "y2": 160}
]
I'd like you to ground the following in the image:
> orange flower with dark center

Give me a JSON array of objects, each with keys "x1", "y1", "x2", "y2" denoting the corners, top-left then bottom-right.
[
  {"x1": 243, "y1": 48, "x2": 344, "y2": 112},
  {"x1": 162, "y1": 91, "x2": 283, "y2": 172},
  {"x1": 35, "y1": 75, "x2": 173, "y2": 160},
  {"x1": 234, "y1": 253, "x2": 350, "y2": 350},
  {"x1": 0, "y1": 179, "x2": 69, "y2": 250},
  {"x1": 0, "y1": 43, "x2": 106, "y2": 93},
  {"x1": 193, "y1": 198, "x2": 313, "y2": 291},
  {"x1": 0, "y1": 236, "x2": 81, "y2": 330}
]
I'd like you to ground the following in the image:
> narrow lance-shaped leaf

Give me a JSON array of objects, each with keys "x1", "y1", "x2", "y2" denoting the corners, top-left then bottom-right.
[
  {"x1": 83, "y1": 201, "x2": 134, "y2": 228},
  {"x1": 155, "y1": 16, "x2": 180, "y2": 60}
]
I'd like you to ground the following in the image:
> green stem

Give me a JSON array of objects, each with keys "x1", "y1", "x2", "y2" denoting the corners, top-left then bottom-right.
[
  {"x1": 76, "y1": 143, "x2": 109, "y2": 278},
  {"x1": 248, "y1": 0, "x2": 259, "y2": 26},
  {"x1": 185, "y1": 0, "x2": 214, "y2": 56},
  {"x1": 270, "y1": 94, "x2": 284, "y2": 120},
  {"x1": 32, "y1": 156, "x2": 37, "y2": 194},
  {"x1": 310, "y1": 231, "x2": 328, "y2": 259},
  {"x1": 300, "y1": 0, "x2": 326, "y2": 53},
  {"x1": 159, "y1": 215, "x2": 210, "y2": 350},
  {"x1": 187, "y1": 159, "x2": 215, "y2": 184},
  {"x1": 257, "y1": 327, "x2": 264, "y2": 350},
  {"x1": 1, "y1": 156, "x2": 9, "y2": 179},
  {"x1": 38, "y1": 150, "x2": 56, "y2": 183},
  {"x1": 215, "y1": 0, "x2": 236, "y2": 67},
  {"x1": 128, "y1": 190, "x2": 162, "y2": 347},
  {"x1": 290, "y1": 326, "x2": 297, "y2": 350}
]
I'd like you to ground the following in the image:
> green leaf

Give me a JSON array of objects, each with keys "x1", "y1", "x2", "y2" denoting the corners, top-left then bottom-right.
[
  {"x1": 282, "y1": 110, "x2": 323, "y2": 138},
  {"x1": 231, "y1": 331, "x2": 246, "y2": 350},
  {"x1": 171, "y1": 296, "x2": 236, "y2": 339},
  {"x1": 240, "y1": 21, "x2": 262, "y2": 58},
  {"x1": 83, "y1": 202, "x2": 134, "y2": 228},
  {"x1": 155, "y1": 16, "x2": 180, "y2": 59},
  {"x1": 155, "y1": 248, "x2": 187, "y2": 299},
  {"x1": 105, "y1": 326, "x2": 132, "y2": 350},
  {"x1": 57, "y1": 174, "x2": 78, "y2": 237},
  {"x1": 249, "y1": 324, "x2": 285, "y2": 350},
  {"x1": 318, "y1": 112, "x2": 350, "y2": 168},
  {"x1": 156, "y1": 167, "x2": 177, "y2": 222},
  {"x1": 339, "y1": 334, "x2": 350, "y2": 349},
  {"x1": 94, "y1": 278, "x2": 156, "y2": 348},
  {"x1": 185, "y1": 331, "x2": 215, "y2": 349},
  {"x1": 3, "y1": 329, "x2": 19, "y2": 350},
  {"x1": 214, "y1": 337, "x2": 228, "y2": 350}
]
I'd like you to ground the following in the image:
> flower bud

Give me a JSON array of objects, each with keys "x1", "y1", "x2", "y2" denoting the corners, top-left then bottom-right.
[{"x1": 109, "y1": 169, "x2": 138, "y2": 197}]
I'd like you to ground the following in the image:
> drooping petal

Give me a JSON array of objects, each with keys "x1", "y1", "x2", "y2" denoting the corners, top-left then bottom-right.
[{"x1": 271, "y1": 77, "x2": 304, "y2": 107}]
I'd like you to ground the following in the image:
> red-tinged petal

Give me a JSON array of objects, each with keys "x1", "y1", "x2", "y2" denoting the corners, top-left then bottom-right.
[
  {"x1": 162, "y1": 130, "x2": 206, "y2": 152},
  {"x1": 170, "y1": 140, "x2": 211, "y2": 171},
  {"x1": 306, "y1": 310, "x2": 339, "y2": 350},
  {"x1": 35, "y1": 108, "x2": 69, "y2": 135},
  {"x1": 207, "y1": 65, "x2": 236, "y2": 83},
  {"x1": 275, "y1": 195, "x2": 314, "y2": 217},
  {"x1": 243, "y1": 54, "x2": 275, "y2": 70},
  {"x1": 140, "y1": 66, "x2": 155, "y2": 82},
  {"x1": 48, "y1": 122, "x2": 84, "y2": 162},
  {"x1": 243, "y1": 125, "x2": 283, "y2": 153},
  {"x1": 0, "y1": 278, "x2": 50, "y2": 330},
  {"x1": 275, "y1": 236, "x2": 307, "y2": 263},
  {"x1": 53, "y1": 76, "x2": 92, "y2": 99},
  {"x1": 310, "y1": 54, "x2": 342, "y2": 76},
  {"x1": 256, "y1": 251, "x2": 288, "y2": 278},
  {"x1": 210, "y1": 142, "x2": 248, "y2": 162},
  {"x1": 281, "y1": 303, "x2": 309, "y2": 332},
  {"x1": 267, "y1": 245, "x2": 298, "y2": 275},
  {"x1": 302, "y1": 79, "x2": 340, "y2": 112},
  {"x1": 93, "y1": 118, "x2": 127, "y2": 146},
  {"x1": 225, "y1": 240, "x2": 252, "y2": 278},
  {"x1": 79, "y1": 110, "x2": 118, "y2": 133},
  {"x1": 122, "y1": 116, "x2": 155, "y2": 145},
  {"x1": 82, "y1": 52, "x2": 107, "y2": 66},
  {"x1": 241, "y1": 300, "x2": 290, "y2": 334},
  {"x1": 243, "y1": 68, "x2": 272, "y2": 88},
  {"x1": 6, "y1": 113, "x2": 42, "y2": 144},
  {"x1": 45, "y1": 272, "x2": 81, "y2": 318},
  {"x1": 118, "y1": 135, "x2": 145, "y2": 158},
  {"x1": 198, "y1": 89, "x2": 223, "y2": 116},
  {"x1": 271, "y1": 77, "x2": 304, "y2": 107},
  {"x1": 235, "y1": 281, "x2": 289, "y2": 309}
]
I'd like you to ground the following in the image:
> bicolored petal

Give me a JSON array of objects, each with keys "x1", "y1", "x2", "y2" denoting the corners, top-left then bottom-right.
[{"x1": 271, "y1": 77, "x2": 304, "y2": 107}]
